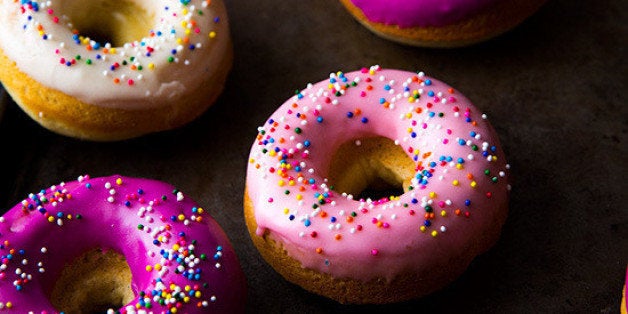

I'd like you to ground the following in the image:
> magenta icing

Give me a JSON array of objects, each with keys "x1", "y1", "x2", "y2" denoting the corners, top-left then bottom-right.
[
  {"x1": 246, "y1": 66, "x2": 510, "y2": 283},
  {"x1": 0, "y1": 175, "x2": 246, "y2": 313},
  {"x1": 350, "y1": 0, "x2": 498, "y2": 27}
]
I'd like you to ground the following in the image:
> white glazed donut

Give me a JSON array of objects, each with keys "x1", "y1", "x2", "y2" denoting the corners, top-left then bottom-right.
[{"x1": 0, "y1": 0, "x2": 232, "y2": 140}]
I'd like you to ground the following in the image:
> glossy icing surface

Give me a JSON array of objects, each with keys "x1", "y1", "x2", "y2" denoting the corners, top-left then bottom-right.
[
  {"x1": 0, "y1": 175, "x2": 245, "y2": 313},
  {"x1": 0, "y1": 0, "x2": 229, "y2": 110},
  {"x1": 350, "y1": 0, "x2": 497, "y2": 27},
  {"x1": 247, "y1": 66, "x2": 510, "y2": 282}
]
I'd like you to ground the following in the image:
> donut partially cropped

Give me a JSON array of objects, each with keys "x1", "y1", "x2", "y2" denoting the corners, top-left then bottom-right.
[
  {"x1": 0, "y1": 175, "x2": 246, "y2": 313},
  {"x1": 245, "y1": 66, "x2": 511, "y2": 304},
  {"x1": 339, "y1": 0, "x2": 547, "y2": 47},
  {"x1": 0, "y1": 0, "x2": 232, "y2": 141},
  {"x1": 622, "y1": 267, "x2": 627, "y2": 314}
]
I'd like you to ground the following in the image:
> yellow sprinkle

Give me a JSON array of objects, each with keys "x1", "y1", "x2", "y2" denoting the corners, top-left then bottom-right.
[
  {"x1": 209, "y1": 31, "x2": 216, "y2": 38},
  {"x1": 327, "y1": 83, "x2": 334, "y2": 89},
  {"x1": 66, "y1": 214, "x2": 72, "y2": 220},
  {"x1": 452, "y1": 180, "x2": 459, "y2": 186},
  {"x1": 405, "y1": 113, "x2": 412, "y2": 119},
  {"x1": 195, "y1": 291, "x2": 202, "y2": 298},
  {"x1": 456, "y1": 163, "x2": 464, "y2": 170},
  {"x1": 197, "y1": 207, "x2": 204, "y2": 214},
  {"x1": 407, "y1": 97, "x2": 415, "y2": 103},
  {"x1": 116, "y1": 178, "x2": 123, "y2": 185},
  {"x1": 178, "y1": 214, "x2": 185, "y2": 221},
  {"x1": 185, "y1": 285, "x2": 192, "y2": 292},
  {"x1": 283, "y1": 208, "x2": 289, "y2": 214},
  {"x1": 182, "y1": 8, "x2": 189, "y2": 15},
  {"x1": 181, "y1": 21, "x2": 188, "y2": 28},
  {"x1": 420, "y1": 226, "x2": 426, "y2": 232},
  {"x1": 146, "y1": 265, "x2": 153, "y2": 271},
  {"x1": 6, "y1": 302, "x2": 12, "y2": 309},
  {"x1": 269, "y1": 151, "x2": 276, "y2": 157},
  {"x1": 155, "y1": 264, "x2": 162, "y2": 271},
  {"x1": 288, "y1": 180, "x2": 295, "y2": 186},
  {"x1": 431, "y1": 230, "x2": 438, "y2": 237},
  {"x1": 296, "y1": 194, "x2": 303, "y2": 200},
  {"x1": 110, "y1": 48, "x2": 116, "y2": 54},
  {"x1": 148, "y1": 63, "x2": 155, "y2": 70},
  {"x1": 470, "y1": 181, "x2": 477, "y2": 188},
  {"x1": 369, "y1": 69, "x2": 376, "y2": 75},
  {"x1": 173, "y1": 244, "x2": 180, "y2": 251},
  {"x1": 171, "y1": 308, "x2": 177, "y2": 314},
  {"x1": 184, "y1": 296, "x2": 190, "y2": 303},
  {"x1": 249, "y1": 158, "x2": 255, "y2": 163},
  {"x1": 176, "y1": 38, "x2": 183, "y2": 45},
  {"x1": 278, "y1": 180, "x2": 285, "y2": 187},
  {"x1": 441, "y1": 210, "x2": 447, "y2": 217},
  {"x1": 47, "y1": 216, "x2": 54, "y2": 223},
  {"x1": 429, "y1": 192, "x2": 436, "y2": 198},
  {"x1": 185, "y1": 29, "x2": 191, "y2": 35}
]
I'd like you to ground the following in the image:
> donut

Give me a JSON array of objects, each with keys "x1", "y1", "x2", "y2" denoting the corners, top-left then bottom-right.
[
  {"x1": 0, "y1": 0, "x2": 232, "y2": 141},
  {"x1": 622, "y1": 267, "x2": 627, "y2": 314},
  {"x1": 245, "y1": 65, "x2": 511, "y2": 304},
  {"x1": 0, "y1": 175, "x2": 246, "y2": 313},
  {"x1": 338, "y1": 0, "x2": 547, "y2": 47}
]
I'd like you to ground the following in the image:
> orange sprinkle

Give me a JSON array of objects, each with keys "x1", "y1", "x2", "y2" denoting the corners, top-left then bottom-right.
[
  {"x1": 113, "y1": 78, "x2": 120, "y2": 84},
  {"x1": 346, "y1": 216, "x2": 354, "y2": 223},
  {"x1": 334, "y1": 234, "x2": 342, "y2": 240},
  {"x1": 448, "y1": 88, "x2": 455, "y2": 94},
  {"x1": 320, "y1": 211, "x2": 328, "y2": 218},
  {"x1": 366, "y1": 85, "x2": 373, "y2": 90},
  {"x1": 354, "y1": 108, "x2": 362, "y2": 115},
  {"x1": 291, "y1": 103, "x2": 298, "y2": 108},
  {"x1": 415, "y1": 107, "x2": 423, "y2": 113},
  {"x1": 467, "y1": 173, "x2": 474, "y2": 180},
  {"x1": 315, "y1": 247, "x2": 323, "y2": 254},
  {"x1": 455, "y1": 209, "x2": 462, "y2": 216}
]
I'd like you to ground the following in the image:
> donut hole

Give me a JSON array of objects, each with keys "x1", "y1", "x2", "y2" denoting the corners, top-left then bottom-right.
[
  {"x1": 57, "y1": 0, "x2": 155, "y2": 47},
  {"x1": 328, "y1": 137, "x2": 415, "y2": 201},
  {"x1": 50, "y1": 248, "x2": 134, "y2": 313}
]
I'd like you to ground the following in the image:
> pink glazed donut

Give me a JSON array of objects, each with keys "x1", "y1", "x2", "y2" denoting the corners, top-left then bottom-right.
[
  {"x1": 339, "y1": 0, "x2": 547, "y2": 47},
  {"x1": 0, "y1": 175, "x2": 246, "y2": 313},
  {"x1": 245, "y1": 66, "x2": 511, "y2": 304}
]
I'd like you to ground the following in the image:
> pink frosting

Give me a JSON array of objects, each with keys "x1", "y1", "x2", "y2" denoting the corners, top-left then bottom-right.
[
  {"x1": 0, "y1": 175, "x2": 246, "y2": 313},
  {"x1": 350, "y1": 0, "x2": 498, "y2": 27},
  {"x1": 246, "y1": 66, "x2": 510, "y2": 283}
]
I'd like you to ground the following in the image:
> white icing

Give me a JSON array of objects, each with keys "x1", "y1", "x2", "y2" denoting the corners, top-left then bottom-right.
[{"x1": 0, "y1": 0, "x2": 230, "y2": 110}]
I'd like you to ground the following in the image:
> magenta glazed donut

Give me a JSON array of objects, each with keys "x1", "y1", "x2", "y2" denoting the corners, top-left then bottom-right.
[
  {"x1": 338, "y1": 0, "x2": 547, "y2": 47},
  {"x1": 245, "y1": 65, "x2": 511, "y2": 303},
  {"x1": 0, "y1": 175, "x2": 246, "y2": 313}
]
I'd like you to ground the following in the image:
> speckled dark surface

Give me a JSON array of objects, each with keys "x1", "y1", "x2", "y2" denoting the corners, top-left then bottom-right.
[{"x1": 0, "y1": 0, "x2": 626, "y2": 313}]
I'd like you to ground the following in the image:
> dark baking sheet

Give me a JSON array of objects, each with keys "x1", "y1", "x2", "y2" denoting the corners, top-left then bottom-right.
[{"x1": 0, "y1": 0, "x2": 626, "y2": 313}]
